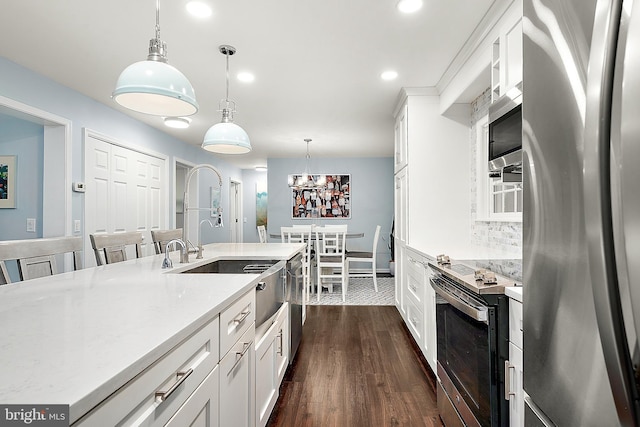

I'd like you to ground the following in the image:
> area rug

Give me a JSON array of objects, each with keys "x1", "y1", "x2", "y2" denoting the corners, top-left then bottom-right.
[{"x1": 307, "y1": 276, "x2": 395, "y2": 306}]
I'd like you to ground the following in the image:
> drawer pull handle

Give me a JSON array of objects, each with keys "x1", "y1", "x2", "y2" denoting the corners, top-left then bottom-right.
[
  {"x1": 155, "y1": 368, "x2": 193, "y2": 403},
  {"x1": 231, "y1": 342, "x2": 252, "y2": 372},
  {"x1": 277, "y1": 331, "x2": 284, "y2": 356},
  {"x1": 233, "y1": 310, "x2": 251, "y2": 324},
  {"x1": 505, "y1": 360, "x2": 515, "y2": 400}
]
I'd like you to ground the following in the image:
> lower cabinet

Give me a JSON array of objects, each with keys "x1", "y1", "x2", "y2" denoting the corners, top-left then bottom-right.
[
  {"x1": 220, "y1": 326, "x2": 256, "y2": 427},
  {"x1": 165, "y1": 366, "x2": 220, "y2": 427},
  {"x1": 397, "y1": 247, "x2": 437, "y2": 374},
  {"x1": 256, "y1": 303, "x2": 289, "y2": 427},
  {"x1": 506, "y1": 296, "x2": 525, "y2": 427}
]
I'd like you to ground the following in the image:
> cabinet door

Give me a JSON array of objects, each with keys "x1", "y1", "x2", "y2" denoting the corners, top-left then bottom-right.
[
  {"x1": 508, "y1": 342, "x2": 524, "y2": 427},
  {"x1": 503, "y1": 18, "x2": 523, "y2": 94},
  {"x1": 394, "y1": 103, "x2": 408, "y2": 173},
  {"x1": 256, "y1": 321, "x2": 279, "y2": 427},
  {"x1": 424, "y1": 270, "x2": 437, "y2": 373},
  {"x1": 220, "y1": 327, "x2": 255, "y2": 427},
  {"x1": 394, "y1": 167, "x2": 408, "y2": 244},
  {"x1": 165, "y1": 366, "x2": 220, "y2": 427},
  {"x1": 275, "y1": 303, "x2": 289, "y2": 384}
]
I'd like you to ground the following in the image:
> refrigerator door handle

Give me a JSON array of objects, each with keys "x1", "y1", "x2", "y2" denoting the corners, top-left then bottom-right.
[{"x1": 583, "y1": 0, "x2": 638, "y2": 425}]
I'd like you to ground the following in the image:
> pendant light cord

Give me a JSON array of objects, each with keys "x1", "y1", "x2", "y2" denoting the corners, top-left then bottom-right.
[
  {"x1": 225, "y1": 51, "x2": 230, "y2": 103},
  {"x1": 155, "y1": 0, "x2": 161, "y2": 40}
]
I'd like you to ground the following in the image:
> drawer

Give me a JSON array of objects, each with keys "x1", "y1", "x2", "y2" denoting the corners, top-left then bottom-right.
[
  {"x1": 75, "y1": 316, "x2": 219, "y2": 427},
  {"x1": 509, "y1": 299, "x2": 523, "y2": 348},
  {"x1": 165, "y1": 365, "x2": 219, "y2": 427},
  {"x1": 405, "y1": 296, "x2": 425, "y2": 346},
  {"x1": 405, "y1": 251, "x2": 426, "y2": 283},
  {"x1": 220, "y1": 290, "x2": 256, "y2": 358},
  {"x1": 405, "y1": 265, "x2": 426, "y2": 307}
]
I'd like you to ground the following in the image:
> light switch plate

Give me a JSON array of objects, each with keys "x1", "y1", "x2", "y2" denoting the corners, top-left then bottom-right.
[
  {"x1": 26, "y1": 218, "x2": 36, "y2": 232},
  {"x1": 74, "y1": 220, "x2": 81, "y2": 233}
]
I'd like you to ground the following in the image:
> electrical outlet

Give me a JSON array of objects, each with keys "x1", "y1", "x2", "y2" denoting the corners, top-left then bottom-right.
[
  {"x1": 26, "y1": 218, "x2": 36, "y2": 232},
  {"x1": 74, "y1": 220, "x2": 81, "y2": 233}
]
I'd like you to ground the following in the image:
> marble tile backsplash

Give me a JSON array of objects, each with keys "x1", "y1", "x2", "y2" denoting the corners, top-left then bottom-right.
[{"x1": 469, "y1": 88, "x2": 523, "y2": 258}]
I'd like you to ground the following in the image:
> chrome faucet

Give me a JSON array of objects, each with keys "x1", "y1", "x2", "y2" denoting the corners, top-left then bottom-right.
[
  {"x1": 182, "y1": 164, "x2": 224, "y2": 263},
  {"x1": 162, "y1": 239, "x2": 188, "y2": 268},
  {"x1": 197, "y1": 219, "x2": 214, "y2": 259}
]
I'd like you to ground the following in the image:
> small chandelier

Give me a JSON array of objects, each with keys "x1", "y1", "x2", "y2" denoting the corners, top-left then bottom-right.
[
  {"x1": 288, "y1": 139, "x2": 326, "y2": 190},
  {"x1": 113, "y1": 0, "x2": 198, "y2": 116},
  {"x1": 202, "y1": 45, "x2": 252, "y2": 154}
]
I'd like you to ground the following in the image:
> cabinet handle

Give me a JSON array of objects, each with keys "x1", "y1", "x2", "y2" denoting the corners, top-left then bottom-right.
[
  {"x1": 230, "y1": 342, "x2": 251, "y2": 372},
  {"x1": 233, "y1": 310, "x2": 251, "y2": 324},
  {"x1": 155, "y1": 368, "x2": 193, "y2": 403},
  {"x1": 277, "y1": 331, "x2": 284, "y2": 356},
  {"x1": 505, "y1": 360, "x2": 515, "y2": 400}
]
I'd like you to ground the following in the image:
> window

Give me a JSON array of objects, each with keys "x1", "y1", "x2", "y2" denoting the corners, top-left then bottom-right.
[{"x1": 476, "y1": 115, "x2": 522, "y2": 222}]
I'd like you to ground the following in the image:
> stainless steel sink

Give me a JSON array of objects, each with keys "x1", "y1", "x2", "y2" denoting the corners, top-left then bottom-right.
[{"x1": 179, "y1": 259, "x2": 278, "y2": 274}]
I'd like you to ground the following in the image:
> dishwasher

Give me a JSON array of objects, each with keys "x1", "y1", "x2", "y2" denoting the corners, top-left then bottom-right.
[{"x1": 285, "y1": 253, "x2": 304, "y2": 364}]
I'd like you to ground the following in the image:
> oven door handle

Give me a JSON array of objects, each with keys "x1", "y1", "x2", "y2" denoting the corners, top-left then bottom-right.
[{"x1": 431, "y1": 278, "x2": 488, "y2": 323}]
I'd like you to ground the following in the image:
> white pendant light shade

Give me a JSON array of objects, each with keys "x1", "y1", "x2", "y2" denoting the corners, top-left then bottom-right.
[
  {"x1": 201, "y1": 45, "x2": 252, "y2": 154},
  {"x1": 113, "y1": 0, "x2": 198, "y2": 116},
  {"x1": 114, "y1": 60, "x2": 198, "y2": 116},
  {"x1": 202, "y1": 122, "x2": 251, "y2": 154}
]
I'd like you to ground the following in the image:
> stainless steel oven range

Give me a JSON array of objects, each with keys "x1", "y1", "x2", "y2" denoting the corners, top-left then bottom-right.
[{"x1": 429, "y1": 261, "x2": 510, "y2": 427}]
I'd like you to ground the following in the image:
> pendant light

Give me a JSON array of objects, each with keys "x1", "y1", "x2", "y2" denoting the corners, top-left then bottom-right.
[
  {"x1": 202, "y1": 45, "x2": 252, "y2": 154},
  {"x1": 113, "y1": 0, "x2": 198, "y2": 116},
  {"x1": 288, "y1": 139, "x2": 326, "y2": 190}
]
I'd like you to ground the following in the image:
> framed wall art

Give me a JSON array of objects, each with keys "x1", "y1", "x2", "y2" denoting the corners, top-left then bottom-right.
[
  {"x1": 290, "y1": 174, "x2": 350, "y2": 219},
  {"x1": 0, "y1": 155, "x2": 16, "y2": 209}
]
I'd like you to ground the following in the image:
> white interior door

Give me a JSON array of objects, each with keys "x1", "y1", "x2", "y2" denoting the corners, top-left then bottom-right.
[{"x1": 84, "y1": 131, "x2": 166, "y2": 267}]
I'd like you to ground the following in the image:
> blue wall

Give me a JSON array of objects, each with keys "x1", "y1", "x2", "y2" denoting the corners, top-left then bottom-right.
[
  {"x1": 0, "y1": 56, "x2": 242, "y2": 245},
  {"x1": 267, "y1": 157, "x2": 394, "y2": 269},
  {"x1": 0, "y1": 116, "x2": 44, "y2": 240}
]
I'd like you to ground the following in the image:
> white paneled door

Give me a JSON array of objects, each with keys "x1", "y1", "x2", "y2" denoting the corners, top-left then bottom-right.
[{"x1": 84, "y1": 131, "x2": 166, "y2": 268}]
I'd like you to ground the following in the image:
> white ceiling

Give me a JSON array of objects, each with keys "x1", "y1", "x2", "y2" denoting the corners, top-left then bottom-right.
[{"x1": 0, "y1": 0, "x2": 495, "y2": 169}]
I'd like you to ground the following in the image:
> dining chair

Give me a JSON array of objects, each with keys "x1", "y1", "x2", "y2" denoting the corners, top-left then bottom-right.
[
  {"x1": 89, "y1": 231, "x2": 144, "y2": 266},
  {"x1": 346, "y1": 225, "x2": 381, "y2": 293},
  {"x1": 0, "y1": 236, "x2": 83, "y2": 284},
  {"x1": 315, "y1": 224, "x2": 348, "y2": 302},
  {"x1": 257, "y1": 225, "x2": 268, "y2": 243},
  {"x1": 281, "y1": 225, "x2": 314, "y2": 301},
  {"x1": 150, "y1": 229, "x2": 183, "y2": 254}
]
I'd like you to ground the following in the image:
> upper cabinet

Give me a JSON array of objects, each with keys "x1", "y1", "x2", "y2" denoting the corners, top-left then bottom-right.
[
  {"x1": 394, "y1": 103, "x2": 408, "y2": 174},
  {"x1": 491, "y1": 2, "x2": 523, "y2": 102}
]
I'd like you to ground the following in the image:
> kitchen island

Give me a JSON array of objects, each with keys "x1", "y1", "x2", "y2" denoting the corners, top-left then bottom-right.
[{"x1": 0, "y1": 242, "x2": 304, "y2": 425}]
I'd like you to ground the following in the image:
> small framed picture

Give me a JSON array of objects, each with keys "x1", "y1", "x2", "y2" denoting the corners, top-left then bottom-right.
[{"x1": 0, "y1": 155, "x2": 16, "y2": 209}]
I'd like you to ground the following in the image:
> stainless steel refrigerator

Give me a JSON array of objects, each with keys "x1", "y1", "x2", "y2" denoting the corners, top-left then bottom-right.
[{"x1": 524, "y1": 0, "x2": 640, "y2": 425}]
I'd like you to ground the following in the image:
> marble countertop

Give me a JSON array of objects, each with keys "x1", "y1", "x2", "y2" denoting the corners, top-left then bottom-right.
[
  {"x1": 505, "y1": 286, "x2": 523, "y2": 303},
  {"x1": 0, "y1": 242, "x2": 304, "y2": 423}
]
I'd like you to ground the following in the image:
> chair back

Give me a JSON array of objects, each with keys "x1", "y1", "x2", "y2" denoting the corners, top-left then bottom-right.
[
  {"x1": 257, "y1": 225, "x2": 267, "y2": 243},
  {"x1": 371, "y1": 225, "x2": 381, "y2": 257},
  {"x1": 0, "y1": 236, "x2": 83, "y2": 284},
  {"x1": 281, "y1": 225, "x2": 312, "y2": 259},
  {"x1": 89, "y1": 231, "x2": 143, "y2": 266},
  {"x1": 315, "y1": 225, "x2": 347, "y2": 259},
  {"x1": 151, "y1": 229, "x2": 183, "y2": 254}
]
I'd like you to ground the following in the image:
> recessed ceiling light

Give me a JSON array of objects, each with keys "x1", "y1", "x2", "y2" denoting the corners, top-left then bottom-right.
[
  {"x1": 255, "y1": 166, "x2": 268, "y2": 172},
  {"x1": 237, "y1": 72, "x2": 255, "y2": 83},
  {"x1": 186, "y1": 1, "x2": 212, "y2": 18},
  {"x1": 381, "y1": 70, "x2": 398, "y2": 81},
  {"x1": 163, "y1": 117, "x2": 191, "y2": 129},
  {"x1": 397, "y1": 0, "x2": 423, "y2": 13}
]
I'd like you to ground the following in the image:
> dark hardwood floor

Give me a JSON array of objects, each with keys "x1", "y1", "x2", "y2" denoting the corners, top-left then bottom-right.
[{"x1": 266, "y1": 305, "x2": 443, "y2": 427}]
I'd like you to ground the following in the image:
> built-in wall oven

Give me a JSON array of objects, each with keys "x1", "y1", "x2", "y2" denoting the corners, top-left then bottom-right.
[{"x1": 429, "y1": 261, "x2": 509, "y2": 427}]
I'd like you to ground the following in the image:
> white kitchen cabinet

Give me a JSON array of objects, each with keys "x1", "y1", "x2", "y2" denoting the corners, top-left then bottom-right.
[
  {"x1": 255, "y1": 303, "x2": 289, "y2": 427},
  {"x1": 74, "y1": 317, "x2": 220, "y2": 427},
  {"x1": 506, "y1": 293, "x2": 524, "y2": 427},
  {"x1": 491, "y1": 0, "x2": 523, "y2": 102},
  {"x1": 402, "y1": 248, "x2": 437, "y2": 374},
  {"x1": 394, "y1": 166, "x2": 408, "y2": 245},
  {"x1": 395, "y1": 243, "x2": 405, "y2": 317},
  {"x1": 165, "y1": 366, "x2": 220, "y2": 427},
  {"x1": 394, "y1": 102, "x2": 408, "y2": 174},
  {"x1": 220, "y1": 325, "x2": 255, "y2": 427}
]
